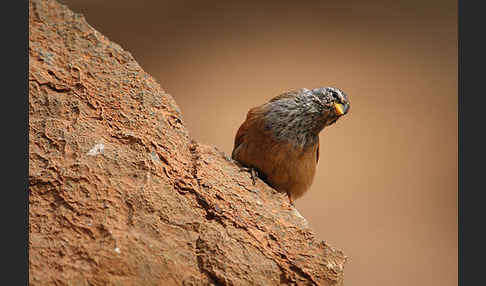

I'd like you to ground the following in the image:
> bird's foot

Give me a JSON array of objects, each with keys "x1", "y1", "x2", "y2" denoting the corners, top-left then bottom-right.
[
  {"x1": 282, "y1": 200, "x2": 295, "y2": 210},
  {"x1": 239, "y1": 166, "x2": 258, "y2": 185},
  {"x1": 287, "y1": 194, "x2": 295, "y2": 208}
]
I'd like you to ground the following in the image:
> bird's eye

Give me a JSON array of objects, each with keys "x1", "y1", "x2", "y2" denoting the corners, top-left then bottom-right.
[
  {"x1": 331, "y1": 91, "x2": 346, "y2": 104},
  {"x1": 331, "y1": 91, "x2": 339, "y2": 101}
]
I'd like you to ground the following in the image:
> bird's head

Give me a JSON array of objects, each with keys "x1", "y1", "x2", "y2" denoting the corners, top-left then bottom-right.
[
  {"x1": 310, "y1": 87, "x2": 350, "y2": 127},
  {"x1": 263, "y1": 86, "x2": 350, "y2": 147}
]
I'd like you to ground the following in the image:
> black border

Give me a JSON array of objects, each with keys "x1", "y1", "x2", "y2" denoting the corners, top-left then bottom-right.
[
  {"x1": 459, "y1": 0, "x2": 484, "y2": 285},
  {"x1": 2, "y1": 0, "x2": 29, "y2": 284}
]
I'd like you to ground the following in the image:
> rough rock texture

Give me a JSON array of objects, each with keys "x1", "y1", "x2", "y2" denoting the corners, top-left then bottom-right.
[{"x1": 28, "y1": 0, "x2": 347, "y2": 285}]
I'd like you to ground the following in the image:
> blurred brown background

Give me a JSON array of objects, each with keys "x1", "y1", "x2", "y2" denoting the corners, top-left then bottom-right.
[{"x1": 60, "y1": 0, "x2": 457, "y2": 285}]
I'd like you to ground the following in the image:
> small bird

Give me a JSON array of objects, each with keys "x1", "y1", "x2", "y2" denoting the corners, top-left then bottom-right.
[{"x1": 232, "y1": 87, "x2": 350, "y2": 206}]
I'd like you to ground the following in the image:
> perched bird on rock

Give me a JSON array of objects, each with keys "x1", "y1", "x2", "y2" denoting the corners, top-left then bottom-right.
[{"x1": 232, "y1": 87, "x2": 350, "y2": 206}]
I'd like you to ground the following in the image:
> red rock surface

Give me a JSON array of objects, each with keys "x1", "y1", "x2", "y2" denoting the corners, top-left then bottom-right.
[{"x1": 28, "y1": 0, "x2": 346, "y2": 285}]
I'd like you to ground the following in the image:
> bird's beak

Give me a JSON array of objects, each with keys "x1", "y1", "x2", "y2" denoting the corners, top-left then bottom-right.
[{"x1": 333, "y1": 103, "x2": 349, "y2": 116}]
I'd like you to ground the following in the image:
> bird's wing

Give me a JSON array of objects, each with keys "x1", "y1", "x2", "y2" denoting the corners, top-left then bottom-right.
[
  {"x1": 232, "y1": 106, "x2": 262, "y2": 159},
  {"x1": 268, "y1": 89, "x2": 302, "y2": 102}
]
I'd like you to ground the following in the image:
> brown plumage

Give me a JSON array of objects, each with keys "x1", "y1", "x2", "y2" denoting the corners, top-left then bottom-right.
[{"x1": 232, "y1": 87, "x2": 350, "y2": 205}]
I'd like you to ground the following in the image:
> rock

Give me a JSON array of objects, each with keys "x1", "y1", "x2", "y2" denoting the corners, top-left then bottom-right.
[{"x1": 28, "y1": 0, "x2": 347, "y2": 285}]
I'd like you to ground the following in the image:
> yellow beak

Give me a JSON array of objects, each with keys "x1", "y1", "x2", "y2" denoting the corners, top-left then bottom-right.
[{"x1": 334, "y1": 103, "x2": 345, "y2": 116}]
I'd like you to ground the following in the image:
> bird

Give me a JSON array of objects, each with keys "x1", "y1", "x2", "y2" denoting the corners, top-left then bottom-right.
[{"x1": 231, "y1": 87, "x2": 350, "y2": 206}]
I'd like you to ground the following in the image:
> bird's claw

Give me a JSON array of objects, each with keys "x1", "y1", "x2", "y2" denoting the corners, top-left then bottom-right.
[
  {"x1": 239, "y1": 166, "x2": 258, "y2": 185},
  {"x1": 250, "y1": 168, "x2": 258, "y2": 185},
  {"x1": 288, "y1": 193, "x2": 295, "y2": 208}
]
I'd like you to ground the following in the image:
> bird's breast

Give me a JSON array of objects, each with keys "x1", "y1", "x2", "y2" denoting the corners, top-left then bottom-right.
[{"x1": 235, "y1": 125, "x2": 318, "y2": 197}]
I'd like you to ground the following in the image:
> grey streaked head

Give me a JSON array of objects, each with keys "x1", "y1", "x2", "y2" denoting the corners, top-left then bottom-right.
[{"x1": 263, "y1": 87, "x2": 350, "y2": 148}]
